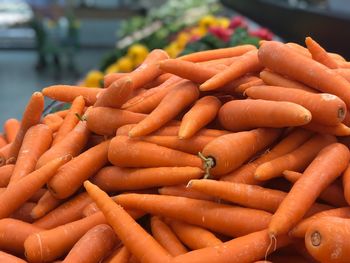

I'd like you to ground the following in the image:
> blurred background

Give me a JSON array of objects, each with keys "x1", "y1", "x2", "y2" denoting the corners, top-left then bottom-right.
[{"x1": 0, "y1": 0, "x2": 349, "y2": 124}]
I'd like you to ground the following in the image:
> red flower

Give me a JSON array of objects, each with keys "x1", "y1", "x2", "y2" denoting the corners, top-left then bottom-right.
[
  {"x1": 250, "y1": 28, "x2": 274, "y2": 40},
  {"x1": 208, "y1": 26, "x2": 233, "y2": 42},
  {"x1": 229, "y1": 16, "x2": 247, "y2": 29}
]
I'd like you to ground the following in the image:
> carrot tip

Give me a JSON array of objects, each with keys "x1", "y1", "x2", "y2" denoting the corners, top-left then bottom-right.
[
  {"x1": 186, "y1": 180, "x2": 194, "y2": 188},
  {"x1": 338, "y1": 107, "x2": 346, "y2": 120}
]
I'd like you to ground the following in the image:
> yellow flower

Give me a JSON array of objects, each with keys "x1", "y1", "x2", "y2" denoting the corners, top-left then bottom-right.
[
  {"x1": 105, "y1": 63, "x2": 119, "y2": 74},
  {"x1": 176, "y1": 32, "x2": 190, "y2": 49},
  {"x1": 116, "y1": 56, "x2": 134, "y2": 72},
  {"x1": 216, "y1": 17, "x2": 230, "y2": 28},
  {"x1": 127, "y1": 44, "x2": 149, "y2": 67},
  {"x1": 198, "y1": 15, "x2": 217, "y2": 29},
  {"x1": 84, "y1": 70, "x2": 104, "y2": 88},
  {"x1": 165, "y1": 43, "x2": 181, "y2": 58}
]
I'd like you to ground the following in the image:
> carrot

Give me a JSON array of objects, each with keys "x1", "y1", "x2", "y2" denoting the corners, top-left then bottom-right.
[
  {"x1": 258, "y1": 41, "x2": 350, "y2": 109},
  {"x1": 255, "y1": 134, "x2": 336, "y2": 181},
  {"x1": 245, "y1": 85, "x2": 346, "y2": 125},
  {"x1": 0, "y1": 251, "x2": 27, "y2": 263},
  {"x1": 143, "y1": 73, "x2": 173, "y2": 89},
  {"x1": 200, "y1": 50, "x2": 262, "y2": 91},
  {"x1": 305, "y1": 216, "x2": 350, "y2": 263},
  {"x1": 11, "y1": 202, "x2": 36, "y2": 223},
  {"x1": 150, "y1": 216, "x2": 188, "y2": 256},
  {"x1": 108, "y1": 136, "x2": 202, "y2": 168},
  {"x1": 334, "y1": 68, "x2": 350, "y2": 82},
  {"x1": 259, "y1": 70, "x2": 318, "y2": 93},
  {"x1": 48, "y1": 140, "x2": 110, "y2": 199},
  {"x1": 36, "y1": 121, "x2": 90, "y2": 169},
  {"x1": 62, "y1": 224, "x2": 118, "y2": 263},
  {"x1": 91, "y1": 166, "x2": 203, "y2": 192},
  {"x1": 233, "y1": 78, "x2": 265, "y2": 95},
  {"x1": 305, "y1": 37, "x2": 338, "y2": 69},
  {"x1": 30, "y1": 191, "x2": 65, "y2": 219},
  {"x1": 128, "y1": 81, "x2": 199, "y2": 137},
  {"x1": 220, "y1": 128, "x2": 313, "y2": 185},
  {"x1": 268, "y1": 143, "x2": 350, "y2": 237},
  {"x1": 4, "y1": 118, "x2": 20, "y2": 143},
  {"x1": 28, "y1": 188, "x2": 46, "y2": 203},
  {"x1": 336, "y1": 60, "x2": 350, "y2": 69},
  {"x1": 42, "y1": 113, "x2": 64, "y2": 132},
  {"x1": 219, "y1": 75, "x2": 261, "y2": 94},
  {"x1": 200, "y1": 128, "x2": 281, "y2": 177},
  {"x1": 172, "y1": 229, "x2": 290, "y2": 263},
  {"x1": 9, "y1": 124, "x2": 53, "y2": 184},
  {"x1": 0, "y1": 218, "x2": 42, "y2": 255},
  {"x1": 55, "y1": 109, "x2": 70, "y2": 118},
  {"x1": 158, "y1": 185, "x2": 216, "y2": 202},
  {"x1": 103, "y1": 246, "x2": 130, "y2": 263},
  {"x1": 0, "y1": 133, "x2": 7, "y2": 148},
  {"x1": 178, "y1": 96, "x2": 221, "y2": 139},
  {"x1": 285, "y1": 42, "x2": 312, "y2": 57},
  {"x1": 104, "y1": 72, "x2": 128, "y2": 88},
  {"x1": 86, "y1": 107, "x2": 146, "y2": 136},
  {"x1": 114, "y1": 193, "x2": 272, "y2": 237},
  {"x1": 178, "y1": 44, "x2": 256, "y2": 62},
  {"x1": 53, "y1": 95, "x2": 85, "y2": 145},
  {"x1": 302, "y1": 121, "x2": 350, "y2": 136},
  {"x1": 0, "y1": 164, "x2": 14, "y2": 187},
  {"x1": 165, "y1": 218, "x2": 222, "y2": 249},
  {"x1": 8, "y1": 92, "x2": 45, "y2": 162},
  {"x1": 42, "y1": 85, "x2": 101, "y2": 105},
  {"x1": 342, "y1": 164, "x2": 350, "y2": 204},
  {"x1": 84, "y1": 182, "x2": 173, "y2": 263},
  {"x1": 218, "y1": 99, "x2": 312, "y2": 132}
]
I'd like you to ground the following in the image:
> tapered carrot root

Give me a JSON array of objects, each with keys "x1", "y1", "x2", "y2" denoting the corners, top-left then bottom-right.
[
  {"x1": 0, "y1": 251, "x2": 28, "y2": 263},
  {"x1": 4, "y1": 118, "x2": 20, "y2": 143},
  {"x1": 11, "y1": 202, "x2": 36, "y2": 223},
  {"x1": 159, "y1": 185, "x2": 216, "y2": 202},
  {"x1": 303, "y1": 122, "x2": 350, "y2": 136},
  {"x1": 42, "y1": 113, "x2": 63, "y2": 132},
  {"x1": 30, "y1": 191, "x2": 65, "y2": 219},
  {"x1": 305, "y1": 37, "x2": 338, "y2": 69},
  {"x1": 0, "y1": 164, "x2": 14, "y2": 187}
]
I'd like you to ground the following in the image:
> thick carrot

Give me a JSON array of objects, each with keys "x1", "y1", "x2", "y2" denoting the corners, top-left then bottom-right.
[
  {"x1": 42, "y1": 85, "x2": 101, "y2": 105},
  {"x1": 0, "y1": 218, "x2": 42, "y2": 255},
  {"x1": 258, "y1": 41, "x2": 350, "y2": 109},
  {"x1": 178, "y1": 96, "x2": 221, "y2": 139},
  {"x1": 8, "y1": 92, "x2": 45, "y2": 162},
  {"x1": 86, "y1": 107, "x2": 146, "y2": 136},
  {"x1": 165, "y1": 218, "x2": 222, "y2": 249},
  {"x1": 305, "y1": 37, "x2": 338, "y2": 69},
  {"x1": 48, "y1": 140, "x2": 110, "y2": 199},
  {"x1": 91, "y1": 166, "x2": 203, "y2": 192},
  {"x1": 103, "y1": 246, "x2": 130, "y2": 263},
  {"x1": 218, "y1": 99, "x2": 312, "y2": 132},
  {"x1": 36, "y1": 121, "x2": 90, "y2": 169},
  {"x1": 42, "y1": 113, "x2": 64, "y2": 132},
  {"x1": 114, "y1": 193, "x2": 272, "y2": 237},
  {"x1": 108, "y1": 136, "x2": 202, "y2": 168},
  {"x1": 200, "y1": 50, "x2": 262, "y2": 91},
  {"x1": 0, "y1": 251, "x2": 27, "y2": 263},
  {"x1": 159, "y1": 185, "x2": 216, "y2": 202},
  {"x1": 201, "y1": 128, "x2": 281, "y2": 176},
  {"x1": 178, "y1": 45, "x2": 256, "y2": 62},
  {"x1": 104, "y1": 72, "x2": 128, "y2": 88},
  {"x1": 129, "y1": 81, "x2": 199, "y2": 137},
  {"x1": 268, "y1": 143, "x2": 350, "y2": 237},
  {"x1": 245, "y1": 85, "x2": 346, "y2": 125},
  {"x1": 62, "y1": 224, "x2": 118, "y2": 263},
  {"x1": 334, "y1": 68, "x2": 350, "y2": 82},
  {"x1": 305, "y1": 216, "x2": 350, "y2": 263},
  {"x1": 342, "y1": 164, "x2": 350, "y2": 204},
  {"x1": 255, "y1": 134, "x2": 336, "y2": 181},
  {"x1": 0, "y1": 164, "x2": 14, "y2": 187},
  {"x1": 303, "y1": 121, "x2": 350, "y2": 136},
  {"x1": 259, "y1": 70, "x2": 318, "y2": 93},
  {"x1": 53, "y1": 96, "x2": 85, "y2": 145},
  {"x1": 4, "y1": 118, "x2": 20, "y2": 143},
  {"x1": 9, "y1": 124, "x2": 53, "y2": 184},
  {"x1": 220, "y1": 128, "x2": 313, "y2": 184},
  {"x1": 84, "y1": 182, "x2": 172, "y2": 263},
  {"x1": 30, "y1": 191, "x2": 65, "y2": 219},
  {"x1": 151, "y1": 216, "x2": 188, "y2": 256}
]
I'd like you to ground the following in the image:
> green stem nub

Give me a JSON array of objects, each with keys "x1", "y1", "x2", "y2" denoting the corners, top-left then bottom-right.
[{"x1": 198, "y1": 152, "x2": 215, "y2": 179}]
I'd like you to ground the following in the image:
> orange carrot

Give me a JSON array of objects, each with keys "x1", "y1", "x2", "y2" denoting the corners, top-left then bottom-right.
[
  {"x1": 0, "y1": 251, "x2": 27, "y2": 263},
  {"x1": 8, "y1": 92, "x2": 45, "y2": 162},
  {"x1": 158, "y1": 185, "x2": 216, "y2": 202},
  {"x1": 86, "y1": 107, "x2": 146, "y2": 136},
  {"x1": 103, "y1": 246, "x2": 130, "y2": 263},
  {"x1": 11, "y1": 202, "x2": 36, "y2": 223},
  {"x1": 305, "y1": 37, "x2": 338, "y2": 69},
  {"x1": 104, "y1": 72, "x2": 128, "y2": 88},
  {"x1": 30, "y1": 191, "x2": 65, "y2": 219},
  {"x1": 219, "y1": 75, "x2": 261, "y2": 94},
  {"x1": 28, "y1": 188, "x2": 46, "y2": 203},
  {"x1": 200, "y1": 50, "x2": 262, "y2": 91},
  {"x1": 4, "y1": 118, "x2": 20, "y2": 143},
  {"x1": 108, "y1": 136, "x2": 202, "y2": 168},
  {"x1": 36, "y1": 121, "x2": 90, "y2": 169},
  {"x1": 233, "y1": 78, "x2": 265, "y2": 95},
  {"x1": 150, "y1": 216, "x2": 188, "y2": 256},
  {"x1": 143, "y1": 73, "x2": 173, "y2": 89},
  {"x1": 200, "y1": 128, "x2": 281, "y2": 176},
  {"x1": 42, "y1": 85, "x2": 101, "y2": 105},
  {"x1": 53, "y1": 95, "x2": 85, "y2": 145},
  {"x1": 129, "y1": 81, "x2": 199, "y2": 137},
  {"x1": 91, "y1": 166, "x2": 203, "y2": 192},
  {"x1": 42, "y1": 113, "x2": 64, "y2": 132},
  {"x1": 268, "y1": 143, "x2": 350, "y2": 237},
  {"x1": 342, "y1": 164, "x2": 350, "y2": 204},
  {"x1": 0, "y1": 164, "x2": 14, "y2": 187},
  {"x1": 254, "y1": 134, "x2": 336, "y2": 181},
  {"x1": 245, "y1": 85, "x2": 346, "y2": 125},
  {"x1": 55, "y1": 109, "x2": 70, "y2": 118},
  {"x1": 303, "y1": 121, "x2": 350, "y2": 136},
  {"x1": 334, "y1": 68, "x2": 350, "y2": 82},
  {"x1": 218, "y1": 99, "x2": 312, "y2": 132},
  {"x1": 0, "y1": 133, "x2": 7, "y2": 148},
  {"x1": 62, "y1": 224, "x2": 118, "y2": 263},
  {"x1": 9, "y1": 124, "x2": 53, "y2": 184}
]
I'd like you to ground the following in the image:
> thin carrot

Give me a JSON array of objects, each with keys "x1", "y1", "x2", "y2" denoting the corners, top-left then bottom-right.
[
  {"x1": 0, "y1": 133, "x2": 7, "y2": 148},
  {"x1": 55, "y1": 109, "x2": 70, "y2": 118},
  {"x1": 200, "y1": 128, "x2": 281, "y2": 176},
  {"x1": 30, "y1": 191, "x2": 65, "y2": 219},
  {"x1": 200, "y1": 50, "x2": 262, "y2": 91},
  {"x1": 11, "y1": 202, "x2": 36, "y2": 223},
  {"x1": 36, "y1": 121, "x2": 90, "y2": 169},
  {"x1": 108, "y1": 136, "x2": 202, "y2": 168},
  {"x1": 158, "y1": 185, "x2": 216, "y2": 202},
  {"x1": 9, "y1": 124, "x2": 53, "y2": 184},
  {"x1": 128, "y1": 81, "x2": 199, "y2": 137},
  {"x1": 8, "y1": 92, "x2": 45, "y2": 162},
  {"x1": 0, "y1": 164, "x2": 14, "y2": 187},
  {"x1": 53, "y1": 95, "x2": 85, "y2": 145},
  {"x1": 103, "y1": 246, "x2": 130, "y2": 263},
  {"x1": 342, "y1": 164, "x2": 350, "y2": 204},
  {"x1": 86, "y1": 107, "x2": 146, "y2": 136},
  {"x1": 255, "y1": 134, "x2": 336, "y2": 181},
  {"x1": 234, "y1": 78, "x2": 265, "y2": 95},
  {"x1": 28, "y1": 188, "x2": 46, "y2": 203},
  {"x1": 218, "y1": 99, "x2": 312, "y2": 132},
  {"x1": 4, "y1": 118, "x2": 20, "y2": 143},
  {"x1": 62, "y1": 224, "x2": 118, "y2": 263},
  {"x1": 91, "y1": 166, "x2": 203, "y2": 192},
  {"x1": 219, "y1": 75, "x2": 261, "y2": 94},
  {"x1": 150, "y1": 216, "x2": 188, "y2": 256},
  {"x1": 104, "y1": 72, "x2": 128, "y2": 88},
  {"x1": 0, "y1": 251, "x2": 27, "y2": 263},
  {"x1": 268, "y1": 143, "x2": 350, "y2": 237},
  {"x1": 305, "y1": 37, "x2": 338, "y2": 69},
  {"x1": 302, "y1": 121, "x2": 350, "y2": 136},
  {"x1": 143, "y1": 73, "x2": 173, "y2": 89},
  {"x1": 42, "y1": 85, "x2": 101, "y2": 105},
  {"x1": 42, "y1": 113, "x2": 64, "y2": 132}
]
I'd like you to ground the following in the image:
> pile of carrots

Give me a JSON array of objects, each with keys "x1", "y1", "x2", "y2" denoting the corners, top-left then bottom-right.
[{"x1": 1, "y1": 36, "x2": 350, "y2": 263}]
